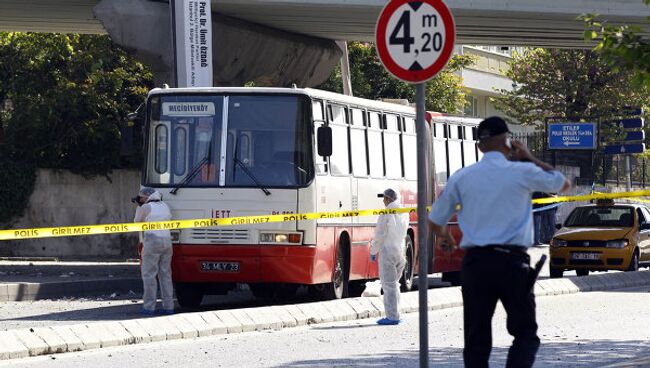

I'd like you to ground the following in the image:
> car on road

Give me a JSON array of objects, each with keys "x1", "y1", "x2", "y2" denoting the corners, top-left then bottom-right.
[{"x1": 549, "y1": 200, "x2": 650, "y2": 278}]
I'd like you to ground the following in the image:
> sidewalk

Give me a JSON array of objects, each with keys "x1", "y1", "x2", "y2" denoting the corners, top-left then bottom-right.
[
  {"x1": 0, "y1": 269, "x2": 648, "y2": 361},
  {"x1": 0, "y1": 260, "x2": 141, "y2": 302}
]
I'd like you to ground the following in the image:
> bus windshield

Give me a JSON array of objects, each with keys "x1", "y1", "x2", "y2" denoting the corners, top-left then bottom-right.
[{"x1": 144, "y1": 93, "x2": 313, "y2": 189}]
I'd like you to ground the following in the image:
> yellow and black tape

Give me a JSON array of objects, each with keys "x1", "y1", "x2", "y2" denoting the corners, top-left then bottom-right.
[
  {"x1": 3, "y1": 189, "x2": 650, "y2": 241},
  {"x1": 0, "y1": 208, "x2": 414, "y2": 241}
]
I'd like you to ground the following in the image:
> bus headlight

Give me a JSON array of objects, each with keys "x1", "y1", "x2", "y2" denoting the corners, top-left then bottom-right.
[
  {"x1": 259, "y1": 232, "x2": 303, "y2": 245},
  {"x1": 170, "y1": 230, "x2": 181, "y2": 244}
]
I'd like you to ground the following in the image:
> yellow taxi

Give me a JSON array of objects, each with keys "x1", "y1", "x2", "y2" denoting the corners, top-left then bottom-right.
[{"x1": 549, "y1": 199, "x2": 650, "y2": 278}]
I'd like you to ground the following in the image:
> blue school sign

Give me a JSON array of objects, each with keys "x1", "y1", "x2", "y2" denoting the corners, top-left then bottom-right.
[{"x1": 548, "y1": 122, "x2": 597, "y2": 150}]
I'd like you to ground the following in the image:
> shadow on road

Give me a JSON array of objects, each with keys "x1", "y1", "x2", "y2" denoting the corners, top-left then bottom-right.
[{"x1": 274, "y1": 340, "x2": 650, "y2": 367}]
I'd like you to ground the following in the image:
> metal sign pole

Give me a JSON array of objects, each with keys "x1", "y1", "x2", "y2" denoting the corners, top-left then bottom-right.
[
  {"x1": 626, "y1": 155, "x2": 632, "y2": 190},
  {"x1": 416, "y1": 82, "x2": 429, "y2": 368}
]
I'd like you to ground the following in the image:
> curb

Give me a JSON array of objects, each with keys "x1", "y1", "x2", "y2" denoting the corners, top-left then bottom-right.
[
  {"x1": 1, "y1": 271, "x2": 649, "y2": 361},
  {"x1": 0, "y1": 278, "x2": 142, "y2": 302}
]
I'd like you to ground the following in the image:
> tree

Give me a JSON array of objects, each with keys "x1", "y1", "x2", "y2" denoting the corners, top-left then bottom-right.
[
  {"x1": 493, "y1": 48, "x2": 649, "y2": 128},
  {"x1": 0, "y1": 33, "x2": 153, "y2": 223},
  {"x1": 318, "y1": 42, "x2": 475, "y2": 114},
  {"x1": 0, "y1": 33, "x2": 153, "y2": 176},
  {"x1": 581, "y1": 0, "x2": 650, "y2": 87}
]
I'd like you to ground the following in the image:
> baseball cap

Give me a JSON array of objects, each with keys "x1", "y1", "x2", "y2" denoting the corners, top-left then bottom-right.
[{"x1": 477, "y1": 116, "x2": 510, "y2": 141}]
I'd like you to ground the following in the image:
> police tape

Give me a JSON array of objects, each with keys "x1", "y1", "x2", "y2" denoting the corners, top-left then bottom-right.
[
  {"x1": 0, "y1": 207, "x2": 416, "y2": 241},
  {"x1": 3, "y1": 189, "x2": 650, "y2": 241},
  {"x1": 531, "y1": 189, "x2": 650, "y2": 205}
]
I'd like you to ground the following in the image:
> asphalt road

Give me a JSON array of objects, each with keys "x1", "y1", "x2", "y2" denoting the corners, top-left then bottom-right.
[
  {"x1": 2, "y1": 285, "x2": 649, "y2": 367},
  {"x1": 0, "y1": 246, "x2": 590, "y2": 333}
]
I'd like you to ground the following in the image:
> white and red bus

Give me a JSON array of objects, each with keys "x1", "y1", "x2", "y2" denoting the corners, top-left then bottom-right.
[{"x1": 140, "y1": 86, "x2": 481, "y2": 307}]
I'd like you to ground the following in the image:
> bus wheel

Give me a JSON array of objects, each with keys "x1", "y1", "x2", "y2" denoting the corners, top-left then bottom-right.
[
  {"x1": 400, "y1": 236, "x2": 415, "y2": 292},
  {"x1": 310, "y1": 244, "x2": 348, "y2": 300},
  {"x1": 175, "y1": 283, "x2": 204, "y2": 308},
  {"x1": 348, "y1": 281, "x2": 366, "y2": 297},
  {"x1": 576, "y1": 269, "x2": 589, "y2": 277}
]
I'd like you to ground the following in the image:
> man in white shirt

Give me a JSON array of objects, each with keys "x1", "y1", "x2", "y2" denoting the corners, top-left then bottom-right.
[{"x1": 428, "y1": 117, "x2": 570, "y2": 367}]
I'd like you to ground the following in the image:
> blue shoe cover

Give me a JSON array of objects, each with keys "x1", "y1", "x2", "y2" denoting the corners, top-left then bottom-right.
[
  {"x1": 377, "y1": 318, "x2": 400, "y2": 325},
  {"x1": 139, "y1": 309, "x2": 155, "y2": 316}
]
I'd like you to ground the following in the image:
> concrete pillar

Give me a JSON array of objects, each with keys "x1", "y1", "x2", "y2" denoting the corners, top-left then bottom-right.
[{"x1": 94, "y1": 0, "x2": 342, "y2": 88}]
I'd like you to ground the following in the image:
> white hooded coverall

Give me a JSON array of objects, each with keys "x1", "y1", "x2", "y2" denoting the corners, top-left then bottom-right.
[
  {"x1": 134, "y1": 191, "x2": 174, "y2": 311},
  {"x1": 371, "y1": 200, "x2": 409, "y2": 320}
]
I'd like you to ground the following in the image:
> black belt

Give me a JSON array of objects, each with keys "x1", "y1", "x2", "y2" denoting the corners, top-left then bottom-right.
[{"x1": 467, "y1": 244, "x2": 528, "y2": 255}]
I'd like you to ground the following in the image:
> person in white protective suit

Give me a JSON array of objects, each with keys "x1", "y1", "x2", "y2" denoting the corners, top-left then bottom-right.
[
  {"x1": 133, "y1": 187, "x2": 174, "y2": 315},
  {"x1": 370, "y1": 188, "x2": 409, "y2": 325}
]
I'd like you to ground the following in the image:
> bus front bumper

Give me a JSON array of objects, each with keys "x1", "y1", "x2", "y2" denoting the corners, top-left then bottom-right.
[{"x1": 171, "y1": 244, "x2": 327, "y2": 285}]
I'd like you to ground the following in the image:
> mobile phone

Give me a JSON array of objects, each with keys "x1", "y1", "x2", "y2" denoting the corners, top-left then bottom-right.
[{"x1": 506, "y1": 137, "x2": 512, "y2": 150}]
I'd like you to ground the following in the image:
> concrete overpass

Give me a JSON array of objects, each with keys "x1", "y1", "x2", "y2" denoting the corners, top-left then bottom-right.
[{"x1": 1, "y1": 0, "x2": 648, "y2": 86}]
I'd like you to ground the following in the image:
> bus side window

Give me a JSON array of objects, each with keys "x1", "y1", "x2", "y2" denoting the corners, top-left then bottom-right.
[
  {"x1": 313, "y1": 99, "x2": 328, "y2": 175},
  {"x1": 350, "y1": 108, "x2": 368, "y2": 177},
  {"x1": 433, "y1": 137, "x2": 448, "y2": 186},
  {"x1": 402, "y1": 116, "x2": 417, "y2": 180},
  {"x1": 447, "y1": 124, "x2": 463, "y2": 175},
  {"x1": 367, "y1": 111, "x2": 384, "y2": 177},
  {"x1": 173, "y1": 126, "x2": 187, "y2": 176},
  {"x1": 462, "y1": 125, "x2": 477, "y2": 167},
  {"x1": 328, "y1": 104, "x2": 350, "y2": 176},
  {"x1": 312, "y1": 100, "x2": 325, "y2": 121},
  {"x1": 383, "y1": 113, "x2": 402, "y2": 179},
  {"x1": 155, "y1": 124, "x2": 168, "y2": 174}
]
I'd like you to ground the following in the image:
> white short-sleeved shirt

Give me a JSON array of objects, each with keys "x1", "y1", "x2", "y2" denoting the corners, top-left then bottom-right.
[{"x1": 428, "y1": 151, "x2": 566, "y2": 248}]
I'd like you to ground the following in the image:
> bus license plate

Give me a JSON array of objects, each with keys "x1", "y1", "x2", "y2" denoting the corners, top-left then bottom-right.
[
  {"x1": 201, "y1": 262, "x2": 240, "y2": 272},
  {"x1": 571, "y1": 252, "x2": 600, "y2": 260}
]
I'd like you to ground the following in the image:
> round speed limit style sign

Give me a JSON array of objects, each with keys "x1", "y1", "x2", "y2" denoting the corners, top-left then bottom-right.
[{"x1": 376, "y1": 0, "x2": 456, "y2": 83}]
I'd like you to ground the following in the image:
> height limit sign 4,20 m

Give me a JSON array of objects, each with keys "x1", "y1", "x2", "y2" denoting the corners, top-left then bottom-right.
[{"x1": 376, "y1": 0, "x2": 455, "y2": 83}]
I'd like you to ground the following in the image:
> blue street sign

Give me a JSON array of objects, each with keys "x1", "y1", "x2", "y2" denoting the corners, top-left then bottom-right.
[
  {"x1": 624, "y1": 130, "x2": 645, "y2": 142},
  {"x1": 610, "y1": 118, "x2": 644, "y2": 129},
  {"x1": 603, "y1": 143, "x2": 646, "y2": 155},
  {"x1": 548, "y1": 122, "x2": 597, "y2": 150}
]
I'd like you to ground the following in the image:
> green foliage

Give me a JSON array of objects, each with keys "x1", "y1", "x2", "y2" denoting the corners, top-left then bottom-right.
[
  {"x1": 0, "y1": 153, "x2": 35, "y2": 224},
  {"x1": 493, "y1": 49, "x2": 649, "y2": 130},
  {"x1": 0, "y1": 32, "x2": 153, "y2": 222},
  {"x1": 0, "y1": 33, "x2": 154, "y2": 177},
  {"x1": 580, "y1": 1, "x2": 650, "y2": 87},
  {"x1": 318, "y1": 42, "x2": 475, "y2": 114}
]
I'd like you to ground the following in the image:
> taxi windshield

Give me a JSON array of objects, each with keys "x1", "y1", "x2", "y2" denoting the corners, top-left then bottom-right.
[{"x1": 564, "y1": 206, "x2": 634, "y2": 227}]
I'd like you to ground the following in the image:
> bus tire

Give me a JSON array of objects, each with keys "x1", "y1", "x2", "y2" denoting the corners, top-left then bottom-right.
[
  {"x1": 400, "y1": 235, "x2": 415, "y2": 292},
  {"x1": 175, "y1": 283, "x2": 204, "y2": 308},
  {"x1": 310, "y1": 242, "x2": 348, "y2": 300},
  {"x1": 348, "y1": 280, "x2": 366, "y2": 297}
]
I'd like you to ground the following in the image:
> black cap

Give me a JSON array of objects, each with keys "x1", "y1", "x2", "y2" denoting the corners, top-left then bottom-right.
[{"x1": 477, "y1": 116, "x2": 510, "y2": 141}]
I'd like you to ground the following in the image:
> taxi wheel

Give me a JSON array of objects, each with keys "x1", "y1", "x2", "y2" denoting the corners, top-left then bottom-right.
[
  {"x1": 576, "y1": 269, "x2": 589, "y2": 277},
  {"x1": 626, "y1": 250, "x2": 639, "y2": 272},
  {"x1": 549, "y1": 267, "x2": 563, "y2": 278}
]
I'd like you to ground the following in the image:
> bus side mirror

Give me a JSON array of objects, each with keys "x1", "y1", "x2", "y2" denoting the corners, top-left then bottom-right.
[{"x1": 317, "y1": 126, "x2": 332, "y2": 157}]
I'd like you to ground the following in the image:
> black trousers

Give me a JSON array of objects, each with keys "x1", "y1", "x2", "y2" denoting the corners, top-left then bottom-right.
[{"x1": 461, "y1": 246, "x2": 540, "y2": 368}]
